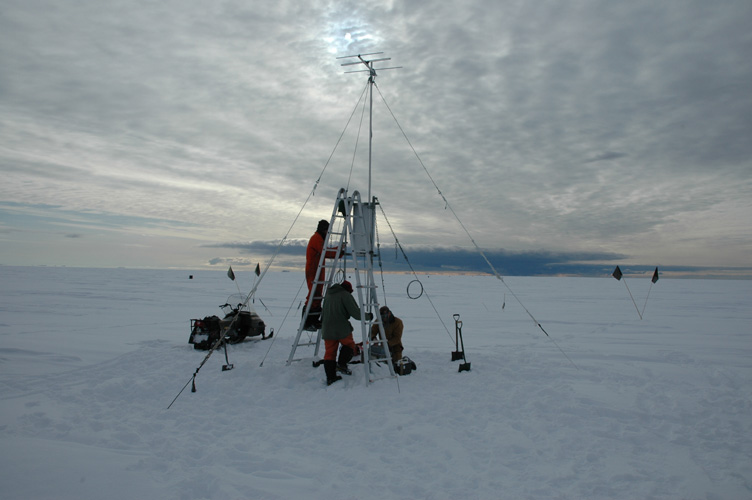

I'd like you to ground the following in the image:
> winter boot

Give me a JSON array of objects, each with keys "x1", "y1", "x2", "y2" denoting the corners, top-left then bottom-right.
[
  {"x1": 302, "y1": 307, "x2": 322, "y2": 331},
  {"x1": 324, "y1": 360, "x2": 341, "y2": 386},
  {"x1": 337, "y1": 345, "x2": 354, "y2": 375}
]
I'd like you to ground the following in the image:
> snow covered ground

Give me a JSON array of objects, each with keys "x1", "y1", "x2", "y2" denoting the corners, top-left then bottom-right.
[{"x1": 1, "y1": 266, "x2": 750, "y2": 499}]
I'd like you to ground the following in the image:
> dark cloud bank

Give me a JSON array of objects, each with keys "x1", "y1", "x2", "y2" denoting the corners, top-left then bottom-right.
[{"x1": 208, "y1": 241, "x2": 751, "y2": 278}]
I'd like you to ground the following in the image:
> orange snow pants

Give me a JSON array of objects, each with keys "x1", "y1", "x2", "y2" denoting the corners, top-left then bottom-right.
[{"x1": 324, "y1": 334, "x2": 357, "y2": 361}]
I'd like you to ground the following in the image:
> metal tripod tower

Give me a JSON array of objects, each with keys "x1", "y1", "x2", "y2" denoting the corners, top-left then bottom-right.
[
  {"x1": 287, "y1": 189, "x2": 395, "y2": 382},
  {"x1": 286, "y1": 53, "x2": 400, "y2": 383}
]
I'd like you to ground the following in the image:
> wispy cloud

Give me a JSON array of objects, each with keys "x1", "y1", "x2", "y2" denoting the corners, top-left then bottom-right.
[{"x1": 584, "y1": 152, "x2": 627, "y2": 164}]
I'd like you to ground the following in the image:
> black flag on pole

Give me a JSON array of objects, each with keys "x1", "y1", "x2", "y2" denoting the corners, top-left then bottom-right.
[
  {"x1": 227, "y1": 266, "x2": 235, "y2": 281},
  {"x1": 612, "y1": 266, "x2": 623, "y2": 281},
  {"x1": 255, "y1": 263, "x2": 261, "y2": 277},
  {"x1": 651, "y1": 267, "x2": 659, "y2": 283}
]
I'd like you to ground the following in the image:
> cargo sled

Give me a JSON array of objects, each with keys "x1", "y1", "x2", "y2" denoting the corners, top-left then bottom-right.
[{"x1": 189, "y1": 294, "x2": 271, "y2": 350}]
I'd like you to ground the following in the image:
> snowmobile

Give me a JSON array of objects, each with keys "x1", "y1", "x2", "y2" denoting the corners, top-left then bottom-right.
[{"x1": 188, "y1": 294, "x2": 271, "y2": 350}]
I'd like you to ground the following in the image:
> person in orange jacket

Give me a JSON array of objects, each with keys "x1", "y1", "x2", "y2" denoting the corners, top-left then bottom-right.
[{"x1": 303, "y1": 219, "x2": 339, "y2": 330}]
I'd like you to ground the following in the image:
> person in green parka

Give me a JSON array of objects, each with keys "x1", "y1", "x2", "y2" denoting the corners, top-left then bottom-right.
[{"x1": 320, "y1": 280, "x2": 372, "y2": 385}]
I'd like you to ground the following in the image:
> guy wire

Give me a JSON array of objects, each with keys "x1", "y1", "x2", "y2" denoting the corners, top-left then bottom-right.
[
  {"x1": 377, "y1": 202, "x2": 454, "y2": 344},
  {"x1": 172, "y1": 81, "x2": 373, "y2": 399},
  {"x1": 346, "y1": 91, "x2": 370, "y2": 191},
  {"x1": 258, "y1": 278, "x2": 308, "y2": 367},
  {"x1": 374, "y1": 82, "x2": 579, "y2": 370},
  {"x1": 245, "y1": 81, "x2": 371, "y2": 307}
]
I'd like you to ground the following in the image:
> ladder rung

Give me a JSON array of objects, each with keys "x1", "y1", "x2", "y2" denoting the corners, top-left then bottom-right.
[{"x1": 295, "y1": 341, "x2": 318, "y2": 347}]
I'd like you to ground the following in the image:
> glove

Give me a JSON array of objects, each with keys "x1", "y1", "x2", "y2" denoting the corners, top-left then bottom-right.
[{"x1": 365, "y1": 312, "x2": 373, "y2": 321}]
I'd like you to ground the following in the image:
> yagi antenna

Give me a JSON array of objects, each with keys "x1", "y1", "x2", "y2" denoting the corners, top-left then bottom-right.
[
  {"x1": 338, "y1": 52, "x2": 402, "y2": 74},
  {"x1": 336, "y1": 51, "x2": 401, "y2": 202},
  {"x1": 336, "y1": 51, "x2": 384, "y2": 59}
]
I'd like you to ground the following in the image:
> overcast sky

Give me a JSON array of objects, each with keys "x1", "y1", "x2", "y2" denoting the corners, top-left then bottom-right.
[{"x1": 1, "y1": 0, "x2": 751, "y2": 277}]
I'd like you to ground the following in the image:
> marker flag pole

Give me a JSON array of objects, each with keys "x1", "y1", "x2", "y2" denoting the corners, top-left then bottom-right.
[
  {"x1": 249, "y1": 263, "x2": 261, "y2": 302},
  {"x1": 640, "y1": 267, "x2": 659, "y2": 318},
  {"x1": 227, "y1": 265, "x2": 242, "y2": 295},
  {"x1": 613, "y1": 266, "x2": 642, "y2": 320}
]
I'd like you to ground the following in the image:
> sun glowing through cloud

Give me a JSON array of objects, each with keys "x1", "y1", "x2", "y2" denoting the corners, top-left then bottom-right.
[{"x1": 323, "y1": 17, "x2": 380, "y2": 56}]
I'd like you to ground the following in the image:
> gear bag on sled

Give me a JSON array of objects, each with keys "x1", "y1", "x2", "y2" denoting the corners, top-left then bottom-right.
[{"x1": 189, "y1": 295, "x2": 267, "y2": 350}]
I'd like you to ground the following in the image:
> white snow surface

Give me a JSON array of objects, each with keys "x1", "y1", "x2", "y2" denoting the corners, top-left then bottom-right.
[{"x1": 1, "y1": 266, "x2": 750, "y2": 500}]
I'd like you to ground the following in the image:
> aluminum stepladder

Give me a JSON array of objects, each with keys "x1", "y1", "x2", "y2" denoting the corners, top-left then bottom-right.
[
  {"x1": 287, "y1": 188, "x2": 349, "y2": 365},
  {"x1": 286, "y1": 189, "x2": 395, "y2": 383}
]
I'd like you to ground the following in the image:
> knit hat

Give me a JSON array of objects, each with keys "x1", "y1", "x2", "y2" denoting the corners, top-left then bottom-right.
[{"x1": 341, "y1": 280, "x2": 353, "y2": 293}]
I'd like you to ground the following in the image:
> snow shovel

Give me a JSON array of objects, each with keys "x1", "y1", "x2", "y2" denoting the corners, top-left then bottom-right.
[
  {"x1": 452, "y1": 314, "x2": 471, "y2": 372},
  {"x1": 452, "y1": 314, "x2": 464, "y2": 361}
]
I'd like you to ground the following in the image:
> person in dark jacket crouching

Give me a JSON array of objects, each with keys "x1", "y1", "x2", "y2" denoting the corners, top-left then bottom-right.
[
  {"x1": 370, "y1": 306, "x2": 404, "y2": 362},
  {"x1": 320, "y1": 280, "x2": 372, "y2": 385}
]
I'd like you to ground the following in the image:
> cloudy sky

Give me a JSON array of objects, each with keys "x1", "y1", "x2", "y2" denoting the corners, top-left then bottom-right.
[{"x1": 1, "y1": 0, "x2": 751, "y2": 277}]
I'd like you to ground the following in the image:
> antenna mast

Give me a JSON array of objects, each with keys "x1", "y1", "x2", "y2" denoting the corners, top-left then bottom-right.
[{"x1": 338, "y1": 52, "x2": 401, "y2": 201}]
